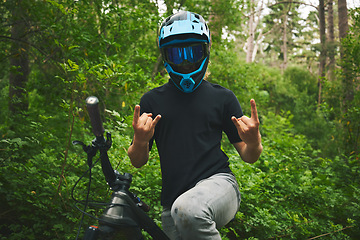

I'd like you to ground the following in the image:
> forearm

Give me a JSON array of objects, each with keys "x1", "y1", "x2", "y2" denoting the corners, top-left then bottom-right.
[
  {"x1": 234, "y1": 141, "x2": 263, "y2": 164},
  {"x1": 240, "y1": 142, "x2": 263, "y2": 163},
  {"x1": 127, "y1": 137, "x2": 150, "y2": 168}
]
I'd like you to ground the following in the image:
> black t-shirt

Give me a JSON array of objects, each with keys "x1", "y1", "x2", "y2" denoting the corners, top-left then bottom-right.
[{"x1": 139, "y1": 80, "x2": 243, "y2": 207}]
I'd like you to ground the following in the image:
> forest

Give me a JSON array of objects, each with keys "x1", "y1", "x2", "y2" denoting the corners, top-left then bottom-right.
[{"x1": 0, "y1": 0, "x2": 359, "y2": 239}]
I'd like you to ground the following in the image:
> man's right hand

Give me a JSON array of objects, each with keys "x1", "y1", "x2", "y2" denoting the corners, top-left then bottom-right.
[
  {"x1": 132, "y1": 105, "x2": 161, "y2": 145},
  {"x1": 128, "y1": 105, "x2": 161, "y2": 168}
]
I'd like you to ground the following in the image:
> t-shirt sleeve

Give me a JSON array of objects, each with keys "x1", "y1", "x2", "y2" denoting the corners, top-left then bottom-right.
[{"x1": 223, "y1": 90, "x2": 243, "y2": 143}]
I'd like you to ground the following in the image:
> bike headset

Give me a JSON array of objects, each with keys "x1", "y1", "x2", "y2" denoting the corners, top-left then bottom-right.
[{"x1": 158, "y1": 11, "x2": 211, "y2": 93}]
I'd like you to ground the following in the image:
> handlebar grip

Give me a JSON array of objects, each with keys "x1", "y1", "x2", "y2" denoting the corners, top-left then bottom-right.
[
  {"x1": 86, "y1": 96, "x2": 105, "y2": 137},
  {"x1": 138, "y1": 199, "x2": 150, "y2": 212},
  {"x1": 137, "y1": 198, "x2": 150, "y2": 212}
]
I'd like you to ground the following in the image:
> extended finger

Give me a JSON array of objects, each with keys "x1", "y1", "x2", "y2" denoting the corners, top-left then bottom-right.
[
  {"x1": 133, "y1": 105, "x2": 140, "y2": 124},
  {"x1": 250, "y1": 99, "x2": 259, "y2": 121}
]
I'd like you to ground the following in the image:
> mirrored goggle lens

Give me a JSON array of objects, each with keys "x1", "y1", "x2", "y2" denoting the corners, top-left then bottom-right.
[{"x1": 165, "y1": 44, "x2": 205, "y2": 65}]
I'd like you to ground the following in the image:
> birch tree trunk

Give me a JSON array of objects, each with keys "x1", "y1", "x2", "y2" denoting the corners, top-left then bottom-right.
[
  {"x1": 281, "y1": 11, "x2": 288, "y2": 71},
  {"x1": 246, "y1": 0, "x2": 255, "y2": 63},
  {"x1": 245, "y1": 0, "x2": 264, "y2": 63}
]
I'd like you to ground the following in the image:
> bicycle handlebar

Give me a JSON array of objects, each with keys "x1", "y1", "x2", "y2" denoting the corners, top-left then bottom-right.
[
  {"x1": 80, "y1": 96, "x2": 170, "y2": 239},
  {"x1": 86, "y1": 96, "x2": 116, "y2": 186},
  {"x1": 86, "y1": 96, "x2": 105, "y2": 137}
]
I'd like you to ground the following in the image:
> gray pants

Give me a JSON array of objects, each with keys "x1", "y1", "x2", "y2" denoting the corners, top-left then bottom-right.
[{"x1": 161, "y1": 173, "x2": 241, "y2": 240}]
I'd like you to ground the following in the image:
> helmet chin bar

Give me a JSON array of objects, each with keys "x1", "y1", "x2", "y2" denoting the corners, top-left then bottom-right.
[
  {"x1": 164, "y1": 57, "x2": 208, "y2": 93},
  {"x1": 180, "y1": 78, "x2": 195, "y2": 93}
]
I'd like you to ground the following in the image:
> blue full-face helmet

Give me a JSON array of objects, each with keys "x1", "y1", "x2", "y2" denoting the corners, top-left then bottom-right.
[{"x1": 158, "y1": 11, "x2": 211, "y2": 93}]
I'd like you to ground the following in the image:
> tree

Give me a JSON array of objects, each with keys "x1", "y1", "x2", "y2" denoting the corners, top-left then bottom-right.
[
  {"x1": 244, "y1": 0, "x2": 268, "y2": 63},
  {"x1": 337, "y1": 0, "x2": 353, "y2": 111},
  {"x1": 262, "y1": 1, "x2": 302, "y2": 69},
  {"x1": 318, "y1": 0, "x2": 326, "y2": 106},
  {"x1": 327, "y1": 0, "x2": 336, "y2": 81},
  {"x1": 337, "y1": 7, "x2": 360, "y2": 155},
  {"x1": 8, "y1": 0, "x2": 30, "y2": 117}
]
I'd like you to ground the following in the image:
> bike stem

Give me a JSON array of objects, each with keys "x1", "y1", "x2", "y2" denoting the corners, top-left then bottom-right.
[
  {"x1": 77, "y1": 132, "x2": 169, "y2": 239},
  {"x1": 93, "y1": 133, "x2": 116, "y2": 186}
]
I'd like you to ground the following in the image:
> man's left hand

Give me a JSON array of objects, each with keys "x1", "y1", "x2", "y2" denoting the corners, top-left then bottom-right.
[{"x1": 231, "y1": 99, "x2": 261, "y2": 147}]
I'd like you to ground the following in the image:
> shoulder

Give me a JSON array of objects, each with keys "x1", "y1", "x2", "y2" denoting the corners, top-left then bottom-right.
[
  {"x1": 142, "y1": 82, "x2": 171, "y2": 100},
  {"x1": 203, "y1": 81, "x2": 232, "y2": 92},
  {"x1": 202, "y1": 81, "x2": 237, "y2": 99},
  {"x1": 140, "y1": 81, "x2": 174, "y2": 112}
]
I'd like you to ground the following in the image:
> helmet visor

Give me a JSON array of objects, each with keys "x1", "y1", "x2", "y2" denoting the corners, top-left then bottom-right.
[{"x1": 163, "y1": 43, "x2": 208, "y2": 65}]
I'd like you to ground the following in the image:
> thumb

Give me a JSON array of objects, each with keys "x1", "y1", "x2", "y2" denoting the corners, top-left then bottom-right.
[{"x1": 152, "y1": 114, "x2": 162, "y2": 128}]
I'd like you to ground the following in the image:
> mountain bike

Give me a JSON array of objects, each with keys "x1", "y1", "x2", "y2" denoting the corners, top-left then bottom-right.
[{"x1": 73, "y1": 96, "x2": 170, "y2": 240}]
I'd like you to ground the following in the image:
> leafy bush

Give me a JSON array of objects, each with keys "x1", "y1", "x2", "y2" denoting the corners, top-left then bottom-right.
[{"x1": 222, "y1": 112, "x2": 359, "y2": 239}]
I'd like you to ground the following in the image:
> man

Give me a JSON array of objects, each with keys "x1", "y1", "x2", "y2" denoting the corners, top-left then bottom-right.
[{"x1": 128, "y1": 11, "x2": 262, "y2": 240}]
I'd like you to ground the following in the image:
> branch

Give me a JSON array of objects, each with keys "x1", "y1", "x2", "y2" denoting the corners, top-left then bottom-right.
[
  {"x1": 0, "y1": 35, "x2": 47, "y2": 56},
  {"x1": 246, "y1": 1, "x2": 318, "y2": 18},
  {"x1": 269, "y1": 220, "x2": 315, "y2": 239},
  {"x1": 267, "y1": 1, "x2": 318, "y2": 11},
  {"x1": 307, "y1": 225, "x2": 354, "y2": 240}
]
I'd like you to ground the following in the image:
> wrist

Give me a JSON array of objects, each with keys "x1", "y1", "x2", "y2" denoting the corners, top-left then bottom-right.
[
  {"x1": 246, "y1": 143, "x2": 262, "y2": 154},
  {"x1": 132, "y1": 135, "x2": 149, "y2": 148},
  {"x1": 247, "y1": 133, "x2": 262, "y2": 148}
]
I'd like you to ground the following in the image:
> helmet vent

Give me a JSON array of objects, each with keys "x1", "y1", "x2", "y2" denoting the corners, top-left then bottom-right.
[
  {"x1": 170, "y1": 27, "x2": 173, "y2": 32},
  {"x1": 192, "y1": 25, "x2": 194, "y2": 29},
  {"x1": 180, "y1": 78, "x2": 195, "y2": 92}
]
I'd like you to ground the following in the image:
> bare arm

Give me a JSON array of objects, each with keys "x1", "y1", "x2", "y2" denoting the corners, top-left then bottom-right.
[
  {"x1": 231, "y1": 99, "x2": 263, "y2": 163},
  {"x1": 127, "y1": 105, "x2": 161, "y2": 168},
  {"x1": 233, "y1": 141, "x2": 262, "y2": 163}
]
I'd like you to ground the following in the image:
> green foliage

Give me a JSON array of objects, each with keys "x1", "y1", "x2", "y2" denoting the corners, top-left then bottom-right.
[
  {"x1": 208, "y1": 46, "x2": 281, "y2": 112},
  {"x1": 224, "y1": 112, "x2": 359, "y2": 239},
  {"x1": 0, "y1": 1, "x2": 359, "y2": 239},
  {"x1": 337, "y1": 7, "x2": 360, "y2": 156}
]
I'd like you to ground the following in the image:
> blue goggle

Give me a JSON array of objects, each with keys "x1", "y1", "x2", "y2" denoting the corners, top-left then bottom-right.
[{"x1": 163, "y1": 43, "x2": 208, "y2": 65}]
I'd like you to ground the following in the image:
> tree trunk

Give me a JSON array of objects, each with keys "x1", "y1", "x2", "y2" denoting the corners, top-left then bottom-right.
[
  {"x1": 252, "y1": 29, "x2": 264, "y2": 62},
  {"x1": 208, "y1": 0, "x2": 222, "y2": 45},
  {"x1": 327, "y1": 0, "x2": 336, "y2": 81},
  {"x1": 164, "y1": 0, "x2": 175, "y2": 16},
  {"x1": 281, "y1": 9, "x2": 288, "y2": 71},
  {"x1": 246, "y1": 0, "x2": 265, "y2": 63},
  {"x1": 338, "y1": 0, "x2": 349, "y2": 41},
  {"x1": 246, "y1": 0, "x2": 255, "y2": 63},
  {"x1": 337, "y1": 0, "x2": 353, "y2": 110},
  {"x1": 9, "y1": 0, "x2": 30, "y2": 115},
  {"x1": 318, "y1": 0, "x2": 326, "y2": 107}
]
